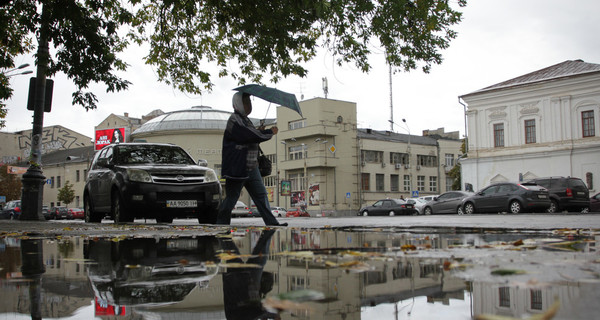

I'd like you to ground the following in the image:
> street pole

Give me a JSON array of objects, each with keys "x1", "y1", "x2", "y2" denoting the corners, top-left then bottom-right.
[{"x1": 21, "y1": 4, "x2": 49, "y2": 221}]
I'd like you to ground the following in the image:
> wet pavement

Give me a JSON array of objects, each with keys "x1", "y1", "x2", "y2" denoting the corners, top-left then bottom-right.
[{"x1": 1, "y1": 214, "x2": 600, "y2": 319}]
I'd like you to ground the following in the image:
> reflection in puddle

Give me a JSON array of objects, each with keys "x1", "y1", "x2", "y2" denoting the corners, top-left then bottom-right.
[{"x1": 1, "y1": 228, "x2": 599, "y2": 319}]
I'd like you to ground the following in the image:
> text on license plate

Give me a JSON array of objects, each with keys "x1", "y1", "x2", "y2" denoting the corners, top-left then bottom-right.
[
  {"x1": 538, "y1": 194, "x2": 547, "y2": 199},
  {"x1": 166, "y1": 200, "x2": 197, "y2": 208}
]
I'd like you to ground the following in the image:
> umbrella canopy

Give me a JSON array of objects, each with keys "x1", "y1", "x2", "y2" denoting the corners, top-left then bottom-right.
[{"x1": 233, "y1": 84, "x2": 302, "y2": 117}]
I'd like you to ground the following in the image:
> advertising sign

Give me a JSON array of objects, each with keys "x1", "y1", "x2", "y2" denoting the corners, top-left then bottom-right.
[
  {"x1": 309, "y1": 183, "x2": 320, "y2": 205},
  {"x1": 95, "y1": 128, "x2": 125, "y2": 150},
  {"x1": 280, "y1": 180, "x2": 291, "y2": 196}
]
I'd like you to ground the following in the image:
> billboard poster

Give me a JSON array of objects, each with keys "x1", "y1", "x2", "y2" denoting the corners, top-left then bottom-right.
[
  {"x1": 309, "y1": 183, "x2": 320, "y2": 205},
  {"x1": 95, "y1": 128, "x2": 125, "y2": 150},
  {"x1": 280, "y1": 180, "x2": 291, "y2": 196},
  {"x1": 291, "y1": 191, "x2": 305, "y2": 208},
  {"x1": 267, "y1": 186, "x2": 274, "y2": 202}
]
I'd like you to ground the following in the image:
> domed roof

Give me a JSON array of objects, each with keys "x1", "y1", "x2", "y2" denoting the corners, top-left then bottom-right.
[{"x1": 132, "y1": 106, "x2": 275, "y2": 135}]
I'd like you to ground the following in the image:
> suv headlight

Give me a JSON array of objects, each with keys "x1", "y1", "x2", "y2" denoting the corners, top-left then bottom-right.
[
  {"x1": 127, "y1": 169, "x2": 152, "y2": 183},
  {"x1": 204, "y1": 169, "x2": 218, "y2": 183}
]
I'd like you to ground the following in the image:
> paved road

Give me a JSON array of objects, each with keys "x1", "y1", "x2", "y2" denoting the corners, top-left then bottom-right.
[{"x1": 1, "y1": 213, "x2": 598, "y2": 237}]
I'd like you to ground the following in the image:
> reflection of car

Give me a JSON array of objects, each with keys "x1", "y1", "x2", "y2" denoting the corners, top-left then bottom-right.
[
  {"x1": 590, "y1": 193, "x2": 600, "y2": 213},
  {"x1": 422, "y1": 191, "x2": 474, "y2": 215},
  {"x1": 85, "y1": 236, "x2": 220, "y2": 308},
  {"x1": 83, "y1": 143, "x2": 222, "y2": 224},
  {"x1": 0, "y1": 200, "x2": 21, "y2": 219},
  {"x1": 271, "y1": 207, "x2": 287, "y2": 217},
  {"x1": 232, "y1": 201, "x2": 252, "y2": 217},
  {"x1": 526, "y1": 177, "x2": 590, "y2": 213},
  {"x1": 67, "y1": 208, "x2": 85, "y2": 219},
  {"x1": 461, "y1": 182, "x2": 550, "y2": 214},
  {"x1": 286, "y1": 208, "x2": 310, "y2": 217},
  {"x1": 358, "y1": 199, "x2": 416, "y2": 216},
  {"x1": 49, "y1": 206, "x2": 69, "y2": 220}
]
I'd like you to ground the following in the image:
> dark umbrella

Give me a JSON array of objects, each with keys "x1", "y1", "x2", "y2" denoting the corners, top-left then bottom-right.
[{"x1": 233, "y1": 84, "x2": 303, "y2": 117}]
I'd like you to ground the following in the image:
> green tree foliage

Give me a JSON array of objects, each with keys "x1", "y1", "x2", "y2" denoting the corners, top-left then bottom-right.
[
  {"x1": 0, "y1": 164, "x2": 23, "y2": 202},
  {"x1": 57, "y1": 180, "x2": 75, "y2": 207},
  {"x1": 1, "y1": 0, "x2": 466, "y2": 126},
  {"x1": 448, "y1": 138, "x2": 466, "y2": 190}
]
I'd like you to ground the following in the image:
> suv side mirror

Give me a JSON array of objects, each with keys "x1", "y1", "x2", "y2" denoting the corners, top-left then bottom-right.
[
  {"x1": 197, "y1": 159, "x2": 208, "y2": 167},
  {"x1": 96, "y1": 158, "x2": 113, "y2": 168}
]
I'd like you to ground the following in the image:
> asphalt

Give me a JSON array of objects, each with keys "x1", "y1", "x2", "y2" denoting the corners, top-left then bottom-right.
[{"x1": 1, "y1": 212, "x2": 599, "y2": 238}]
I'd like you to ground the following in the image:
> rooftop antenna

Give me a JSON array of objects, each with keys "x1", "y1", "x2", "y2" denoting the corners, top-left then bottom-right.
[{"x1": 322, "y1": 77, "x2": 328, "y2": 99}]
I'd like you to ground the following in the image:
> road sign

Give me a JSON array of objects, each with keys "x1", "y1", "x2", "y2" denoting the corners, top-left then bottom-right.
[
  {"x1": 329, "y1": 145, "x2": 336, "y2": 154},
  {"x1": 346, "y1": 192, "x2": 351, "y2": 199},
  {"x1": 411, "y1": 190, "x2": 419, "y2": 198}
]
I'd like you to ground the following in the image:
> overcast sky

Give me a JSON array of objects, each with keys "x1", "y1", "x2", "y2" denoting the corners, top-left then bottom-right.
[{"x1": 4, "y1": 0, "x2": 600, "y2": 140}]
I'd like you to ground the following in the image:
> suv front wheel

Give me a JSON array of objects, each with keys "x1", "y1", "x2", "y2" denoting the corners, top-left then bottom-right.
[
  {"x1": 84, "y1": 195, "x2": 103, "y2": 223},
  {"x1": 112, "y1": 191, "x2": 133, "y2": 223}
]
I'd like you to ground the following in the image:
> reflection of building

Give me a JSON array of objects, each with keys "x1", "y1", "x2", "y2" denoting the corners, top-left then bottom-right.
[{"x1": 460, "y1": 60, "x2": 600, "y2": 193}]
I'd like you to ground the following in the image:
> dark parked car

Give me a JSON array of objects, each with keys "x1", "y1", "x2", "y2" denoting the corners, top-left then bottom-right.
[
  {"x1": 422, "y1": 191, "x2": 474, "y2": 215},
  {"x1": 526, "y1": 177, "x2": 590, "y2": 213},
  {"x1": 84, "y1": 143, "x2": 222, "y2": 224},
  {"x1": 358, "y1": 199, "x2": 416, "y2": 216},
  {"x1": 0, "y1": 200, "x2": 21, "y2": 219},
  {"x1": 590, "y1": 193, "x2": 600, "y2": 213},
  {"x1": 48, "y1": 206, "x2": 69, "y2": 220},
  {"x1": 461, "y1": 182, "x2": 551, "y2": 214}
]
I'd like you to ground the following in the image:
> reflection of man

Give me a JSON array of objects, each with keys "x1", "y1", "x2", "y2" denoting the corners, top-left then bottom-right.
[{"x1": 220, "y1": 230, "x2": 280, "y2": 320}]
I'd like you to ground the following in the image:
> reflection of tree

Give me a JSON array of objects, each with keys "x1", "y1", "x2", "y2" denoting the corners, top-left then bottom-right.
[{"x1": 58, "y1": 240, "x2": 74, "y2": 258}]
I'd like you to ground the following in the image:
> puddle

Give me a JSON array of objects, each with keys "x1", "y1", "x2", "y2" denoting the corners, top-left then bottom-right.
[{"x1": 1, "y1": 227, "x2": 600, "y2": 319}]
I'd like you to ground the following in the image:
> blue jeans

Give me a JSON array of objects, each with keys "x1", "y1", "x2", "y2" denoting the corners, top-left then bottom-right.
[{"x1": 216, "y1": 167, "x2": 280, "y2": 225}]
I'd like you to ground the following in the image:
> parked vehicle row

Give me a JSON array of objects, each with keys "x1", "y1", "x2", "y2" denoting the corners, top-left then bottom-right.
[{"x1": 358, "y1": 198, "x2": 416, "y2": 216}]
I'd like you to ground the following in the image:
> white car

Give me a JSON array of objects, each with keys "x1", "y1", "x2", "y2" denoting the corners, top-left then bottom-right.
[
  {"x1": 407, "y1": 198, "x2": 428, "y2": 215},
  {"x1": 418, "y1": 195, "x2": 439, "y2": 202},
  {"x1": 271, "y1": 207, "x2": 287, "y2": 217},
  {"x1": 231, "y1": 201, "x2": 252, "y2": 218}
]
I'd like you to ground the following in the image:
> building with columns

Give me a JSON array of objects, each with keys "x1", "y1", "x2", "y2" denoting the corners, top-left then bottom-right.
[{"x1": 460, "y1": 60, "x2": 600, "y2": 194}]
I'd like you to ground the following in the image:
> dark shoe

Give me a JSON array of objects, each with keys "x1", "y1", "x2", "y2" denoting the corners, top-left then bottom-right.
[{"x1": 269, "y1": 222, "x2": 288, "y2": 227}]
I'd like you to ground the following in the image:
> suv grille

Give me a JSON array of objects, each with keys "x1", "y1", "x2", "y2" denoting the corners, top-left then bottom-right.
[{"x1": 151, "y1": 173, "x2": 206, "y2": 184}]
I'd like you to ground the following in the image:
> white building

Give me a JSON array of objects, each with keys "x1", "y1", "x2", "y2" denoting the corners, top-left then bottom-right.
[{"x1": 460, "y1": 60, "x2": 600, "y2": 194}]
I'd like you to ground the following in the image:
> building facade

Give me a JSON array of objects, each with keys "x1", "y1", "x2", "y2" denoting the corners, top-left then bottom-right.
[{"x1": 460, "y1": 60, "x2": 600, "y2": 194}]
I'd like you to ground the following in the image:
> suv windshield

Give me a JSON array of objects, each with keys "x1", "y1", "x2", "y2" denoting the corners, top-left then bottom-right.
[{"x1": 116, "y1": 145, "x2": 194, "y2": 165}]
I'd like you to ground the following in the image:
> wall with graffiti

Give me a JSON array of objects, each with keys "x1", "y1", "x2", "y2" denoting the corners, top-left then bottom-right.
[{"x1": 0, "y1": 126, "x2": 92, "y2": 164}]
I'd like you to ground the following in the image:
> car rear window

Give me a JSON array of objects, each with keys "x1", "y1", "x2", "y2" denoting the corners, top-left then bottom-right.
[{"x1": 569, "y1": 178, "x2": 587, "y2": 189}]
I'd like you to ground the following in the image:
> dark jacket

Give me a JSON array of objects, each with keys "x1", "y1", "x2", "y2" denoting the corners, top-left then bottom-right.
[{"x1": 221, "y1": 111, "x2": 273, "y2": 180}]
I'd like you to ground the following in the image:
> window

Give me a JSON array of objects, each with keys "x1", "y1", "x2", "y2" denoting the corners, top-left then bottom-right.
[
  {"x1": 499, "y1": 287, "x2": 510, "y2": 307},
  {"x1": 494, "y1": 123, "x2": 505, "y2": 147},
  {"x1": 530, "y1": 289, "x2": 542, "y2": 310},
  {"x1": 429, "y1": 176, "x2": 437, "y2": 192},
  {"x1": 288, "y1": 145, "x2": 306, "y2": 160},
  {"x1": 582, "y1": 110, "x2": 595, "y2": 137},
  {"x1": 403, "y1": 175, "x2": 410, "y2": 191},
  {"x1": 289, "y1": 173, "x2": 304, "y2": 191},
  {"x1": 446, "y1": 177, "x2": 454, "y2": 191},
  {"x1": 361, "y1": 150, "x2": 383, "y2": 163},
  {"x1": 390, "y1": 152, "x2": 409, "y2": 165},
  {"x1": 417, "y1": 155, "x2": 437, "y2": 167},
  {"x1": 444, "y1": 154, "x2": 454, "y2": 167},
  {"x1": 288, "y1": 119, "x2": 306, "y2": 130},
  {"x1": 51, "y1": 176, "x2": 55, "y2": 188},
  {"x1": 361, "y1": 173, "x2": 370, "y2": 191},
  {"x1": 524, "y1": 119, "x2": 536, "y2": 144},
  {"x1": 57, "y1": 176, "x2": 61, "y2": 188},
  {"x1": 417, "y1": 176, "x2": 425, "y2": 191},
  {"x1": 390, "y1": 175, "x2": 399, "y2": 192},
  {"x1": 83, "y1": 169, "x2": 88, "y2": 181},
  {"x1": 76, "y1": 170, "x2": 80, "y2": 182},
  {"x1": 376, "y1": 174, "x2": 384, "y2": 191}
]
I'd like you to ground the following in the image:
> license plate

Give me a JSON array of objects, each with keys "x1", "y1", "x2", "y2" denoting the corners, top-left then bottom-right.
[
  {"x1": 406, "y1": 205, "x2": 414, "y2": 208},
  {"x1": 166, "y1": 200, "x2": 197, "y2": 208},
  {"x1": 538, "y1": 194, "x2": 547, "y2": 199}
]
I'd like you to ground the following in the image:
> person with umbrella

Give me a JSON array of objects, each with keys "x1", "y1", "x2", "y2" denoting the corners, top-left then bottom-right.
[{"x1": 216, "y1": 92, "x2": 287, "y2": 226}]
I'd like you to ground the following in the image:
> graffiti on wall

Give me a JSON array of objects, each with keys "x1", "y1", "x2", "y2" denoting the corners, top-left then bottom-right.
[{"x1": 17, "y1": 126, "x2": 80, "y2": 157}]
